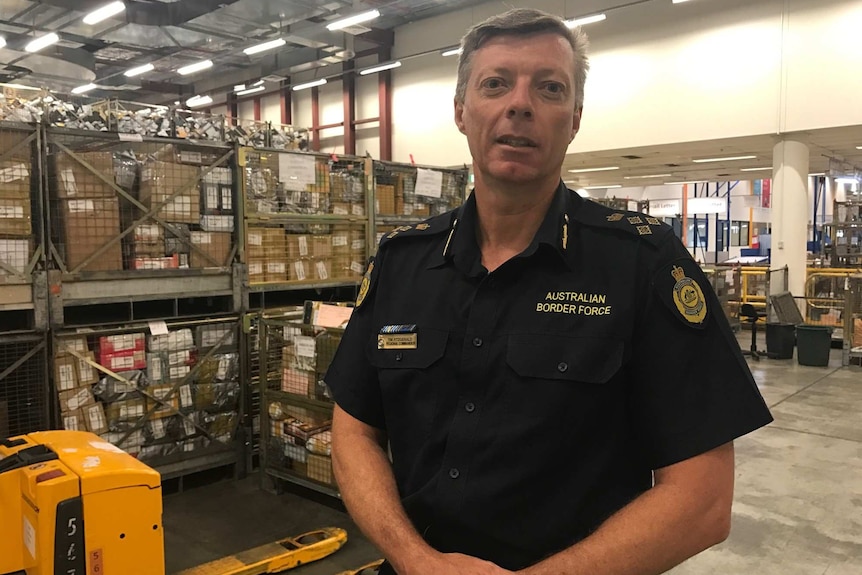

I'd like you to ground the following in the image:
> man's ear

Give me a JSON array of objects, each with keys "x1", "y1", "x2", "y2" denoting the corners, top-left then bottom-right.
[
  {"x1": 454, "y1": 98, "x2": 466, "y2": 134},
  {"x1": 570, "y1": 106, "x2": 583, "y2": 141}
]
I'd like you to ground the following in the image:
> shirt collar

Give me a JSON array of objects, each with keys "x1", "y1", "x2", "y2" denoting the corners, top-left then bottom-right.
[{"x1": 428, "y1": 181, "x2": 579, "y2": 273}]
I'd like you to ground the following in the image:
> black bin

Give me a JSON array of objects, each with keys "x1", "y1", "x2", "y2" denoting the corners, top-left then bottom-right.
[
  {"x1": 796, "y1": 325, "x2": 832, "y2": 367},
  {"x1": 766, "y1": 323, "x2": 795, "y2": 359}
]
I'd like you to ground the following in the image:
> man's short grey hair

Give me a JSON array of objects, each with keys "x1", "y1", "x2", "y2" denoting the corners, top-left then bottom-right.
[{"x1": 455, "y1": 8, "x2": 590, "y2": 109}]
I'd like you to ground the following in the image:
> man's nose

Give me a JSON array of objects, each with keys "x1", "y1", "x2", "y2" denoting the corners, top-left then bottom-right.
[{"x1": 506, "y1": 81, "x2": 533, "y2": 119}]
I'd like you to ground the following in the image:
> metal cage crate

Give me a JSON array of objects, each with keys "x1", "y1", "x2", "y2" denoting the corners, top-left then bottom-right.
[
  {"x1": 51, "y1": 315, "x2": 242, "y2": 479},
  {"x1": 0, "y1": 331, "x2": 50, "y2": 438}
]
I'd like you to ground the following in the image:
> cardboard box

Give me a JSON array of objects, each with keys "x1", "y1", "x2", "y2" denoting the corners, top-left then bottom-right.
[
  {"x1": 168, "y1": 348, "x2": 195, "y2": 366},
  {"x1": 131, "y1": 240, "x2": 164, "y2": 258},
  {"x1": 350, "y1": 202, "x2": 365, "y2": 217},
  {"x1": 133, "y1": 255, "x2": 179, "y2": 270},
  {"x1": 146, "y1": 352, "x2": 168, "y2": 384},
  {"x1": 105, "y1": 398, "x2": 145, "y2": 423},
  {"x1": 265, "y1": 260, "x2": 288, "y2": 283},
  {"x1": 76, "y1": 352, "x2": 99, "y2": 386},
  {"x1": 62, "y1": 409, "x2": 87, "y2": 432},
  {"x1": 332, "y1": 255, "x2": 364, "y2": 279},
  {"x1": 310, "y1": 235, "x2": 332, "y2": 259},
  {"x1": 285, "y1": 234, "x2": 310, "y2": 260},
  {"x1": 99, "y1": 349, "x2": 146, "y2": 371},
  {"x1": 201, "y1": 180, "x2": 234, "y2": 215},
  {"x1": 282, "y1": 368, "x2": 316, "y2": 397},
  {"x1": 100, "y1": 333, "x2": 145, "y2": 354},
  {"x1": 288, "y1": 259, "x2": 309, "y2": 282},
  {"x1": 147, "y1": 384, "x2": 180, "y2": 418},
  {"x1": 148, "y1": 329, "x2": 194, "y2": 352},
  {"x1": 83, "y1": 403, "x2": 108, "y2": 435},
  {"x1": 139, "y1": 160, "x2": 201, "y2": 224},
  {"x1": 200, "y1": 215, "x2": 234, "y2": 232},
  {"x1": 311, "y1": 258, "x2": 331, "y2": 281},
  {"x1": 63, "y1": 197, "x2": 123, "y2": 272},
  {"x1": 330, "y1": 202, "x2": 350, "y2": 216},
  {"x1": 168, "y1": 365, "x2": 191, "y2": 382},
  {"x1": 331, "y1": 230, "x2": 350, "y2": 255},
  {"x1": 412, "y1": 204, "x2": 431, "y2": 217},
  {"x1": 190, "y1": 231, "x2": 232, "y2": 268},
  {"x1": 306, "y1": 453, "x2": 334, "y2": 485},
  {"x1": 55, "y1": 354, "x2": 79, "y2": 392},
  {"x1": 0, "y1": 239, "x2": 31, "y2": 276},
  {"x1": 58, "y1": 336, "x2": 89, "y2": 355},
  {"x1": 0, "y1": 160, "x2": 31, "y2": 197},
  {"x1": 59, "y1": 387, "x2": 96, "y2": 413},
  {"x1": 0, "y1": 195, "x2": 31, "y2": 236},
  {"x1": 247, "y1": 227, "x2": 285, "y2": 259},
  {"x1": 248, "y1": 258, "x2": 265, "y2": 282},
  {"x1": 132, "y1": 225, "x2": 164, "y2": 257},
  {"x1": 376, "y1": 185, "x2": 396, "y2": 215},
  {"x1": 56, "y1": 152, "x2": 116, "y2": 198}
]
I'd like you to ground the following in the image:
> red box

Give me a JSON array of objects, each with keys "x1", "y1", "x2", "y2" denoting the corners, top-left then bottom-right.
[
  {"x1": 99, "y1": 333, "x2": 145, "y2": 354},
  {"x1": 99, "y1": 349, "x2": 146, "y2": 371}
]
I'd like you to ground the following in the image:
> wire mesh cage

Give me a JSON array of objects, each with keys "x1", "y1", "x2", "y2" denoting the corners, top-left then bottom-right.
[
  {"x1": 107, "y1": 100, "x2": 175, "y2": 138},
  {"x1": 228, "y1": 119, "x2": 270, "y2": 148},
  {"x1": 0, "y1": 123, "x2": 41, "y2": 284},
  {"x1": 805, "y1": 270, "x2": 852, "y2": 328},
  {"x1": 0, "y1": 85, "x2": 48, "y2": 124},
  {"x1": 45, "y1": 129, "x2": 237, "y2": 276},
  {"x1": 173, "y1": 109, "x2": 227, "y2": 143},
  {"x1": 372, "y1": 161, "x2": 467, "y2": 223},
  {"x1": 703, "y1": 264, "x2": 742, "y2": 328},
  {"x1": 0, "y1": 331, "x2": 50, "y2": 438},
  {"x1": 260, "y1": 317, "x2": 342, "y2": 494},
  {"x1": 843, "y1": 274, "x2": 862, "y2": 366},
  {"x1": 269, "y1": 124, "x2": 310, "y2": 152},
  {"x1": 52, "y1": 316, "x2": 241, "y2": 470}
]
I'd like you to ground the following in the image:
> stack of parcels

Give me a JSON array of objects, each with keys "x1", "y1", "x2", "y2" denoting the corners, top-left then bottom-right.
[
  {"x1": 46, "y1": 101, "x2": 110, "y2": 131},
  {"x1": 0, "y1": 88, "x2": 45, "y2": 123},
  {"x1": 112, "y1": 106, "x2": 173, "y2": 138},
  {"x1": 55, "y1": 151, "x2": 123, "y2": 272},
  {"x1": 243, "y1": 152, "x2": 280, "y2": 215},
  {"x1": 247, "y1": 226, "x2": 287, "y2": 283},
  {"x1": 269, "y1": 126, "x2": 309, "y2": 151},
  {"x1": 98, "y1": 333, "x2": 146, "y2": 372},
  {"x1": 330, "y1": 225, "x2": 366, "y2": 280},
  {"x1": 281, "y1": 327, "x2": 340, "y2": 400},
  {"x1": 268, "y1": 400, "x2": 333, "y2": 484},
  {"x1": 0, "y1": 137, "x2": 33, "y2": 278},
  {"x1": 227, "y1": 121, "x2": 268, "y2": 148},
  {"x1": 55, "y1": 336, "x2": 105, "y2": 436},
  {"x1": 173, "y1": 111, "x2": 226, "y2": 142}
]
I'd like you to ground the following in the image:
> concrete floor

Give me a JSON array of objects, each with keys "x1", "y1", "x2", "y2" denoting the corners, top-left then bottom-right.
[{"x1": 163, "y1": 332, "x2": 862, "y2": 574}]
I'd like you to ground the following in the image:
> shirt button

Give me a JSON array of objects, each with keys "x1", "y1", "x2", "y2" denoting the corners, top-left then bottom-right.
[
  {"x1": 448, "y1": 468, "x2": 460, "y2": 479},
  {"x1": 395, "y1": 353, "x2": 403, "y2": 361},
  {"x1": 465, "y1": 402, "x2": 476, "y2": 413},
  {"x1": 472, "y1": 337, "x2": 483, "y2": 347},
  {"x1": 557, "y1": 362, "x2": 568, "y2": 373}
]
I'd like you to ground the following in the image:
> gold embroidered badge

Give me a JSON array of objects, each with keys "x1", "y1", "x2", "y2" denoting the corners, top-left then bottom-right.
[
  {"x1": 356, "y1": 261, "x2": 374, "y2": 308},
  {"x1": 416, "y1": 223, "x2": 431, "y2": 230},
  {"x1": 671, "y1": 265, "x2": 707, "y2": 324}
]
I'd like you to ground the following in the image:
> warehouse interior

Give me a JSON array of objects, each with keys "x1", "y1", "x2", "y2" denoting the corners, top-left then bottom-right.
[{"x1": 0, "y1": 0, "x2": 861, "y2": 573}]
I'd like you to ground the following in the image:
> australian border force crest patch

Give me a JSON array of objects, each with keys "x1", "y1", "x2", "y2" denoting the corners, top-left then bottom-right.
[{"x1": 655, "y1": 258, "x2": 709, "y2": 328}]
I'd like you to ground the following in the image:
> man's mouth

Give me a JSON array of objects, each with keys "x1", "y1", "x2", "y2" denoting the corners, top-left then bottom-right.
[{"x1": 496, "y1": 136, "x2": 538, "y2": 148}]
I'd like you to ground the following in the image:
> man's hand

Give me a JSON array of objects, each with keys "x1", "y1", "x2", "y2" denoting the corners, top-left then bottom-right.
[{"x1": 404, "y1": 552, "x2": 514, "y2": 575}]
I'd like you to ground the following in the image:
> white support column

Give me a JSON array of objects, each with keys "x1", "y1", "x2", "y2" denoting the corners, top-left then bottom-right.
[{"x1": 770, "y1": 137, "x2": 810, "y2": 296}]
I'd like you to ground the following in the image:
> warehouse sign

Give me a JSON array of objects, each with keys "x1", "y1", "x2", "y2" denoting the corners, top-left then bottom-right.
[
  {"x1": 649, "y1": 199, "x2": 681, "y2": 217},
  {"x1": 686, "y1": 197, "x2": 726, "y2": 215}
]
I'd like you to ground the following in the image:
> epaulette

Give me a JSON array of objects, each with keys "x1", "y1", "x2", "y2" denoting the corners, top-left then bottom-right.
[
  {"x1": 377, "y1": 211, "x2": 455, "y2": 251},
  {"x1": 572, "y1": 199, "x2": 672, "y2": 248}
]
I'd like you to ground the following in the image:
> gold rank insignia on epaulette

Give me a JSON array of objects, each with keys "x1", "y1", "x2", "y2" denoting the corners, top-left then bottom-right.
[
  {"x1": 606, "y1": 213, "x2": 624, "y2": 222},
  {"x1": 386, "y1": 225, "x2": 413, "y2": 239}
]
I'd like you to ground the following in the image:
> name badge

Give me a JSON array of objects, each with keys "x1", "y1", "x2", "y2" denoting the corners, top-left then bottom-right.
[{"x1": 378, "y1": 333, "x2": 418, "y2": 350}]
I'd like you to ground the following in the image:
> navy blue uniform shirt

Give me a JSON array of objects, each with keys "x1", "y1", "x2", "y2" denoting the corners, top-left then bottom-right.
[{"x1": 325, "y1": 182, "x2": 772, "y2": 570}]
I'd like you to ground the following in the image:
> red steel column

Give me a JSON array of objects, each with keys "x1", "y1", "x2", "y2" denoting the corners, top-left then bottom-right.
[
  {"x1": 311, "y1": 85, "x2": 321, "y2": 151},
  {"x1": 343, "y1": 62, "x2": 356, "y2": 155},
  {"x1": 378, "y1": 47, "x2": 392, "y2": 161}
]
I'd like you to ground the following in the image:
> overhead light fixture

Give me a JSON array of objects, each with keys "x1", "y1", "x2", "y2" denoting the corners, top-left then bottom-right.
[
  {"x1": 672, "y1": 0, "x2": 693, "y2": 3},
  {"x1": 583, "y1": 185, "x2": 623, "y2": 190},
  {"x1": 124, "y1": 63, "x2": 154, "y2": 77},
  {"x1": 739, "y1": 167, "x2": 773, "y2": 172},
  {"x1": 292, "y1": 79, "x2": 327, "y2": 91},
  {"x1": 565, "y1": 13, "x2": 606, "y2": 28},
  {"x1": 24, "y1": 33, "x2": 60, "y2": 53},
  {"x1": 568, "y1": 166, "x2": 619, "y2": 173},
  {"x1": 359, "y1": 61, "x2": 402, "y2": 75},
  {"x1": 835, "y1": 177, "x2": 860, "y2": 184},
  {"x1": 623, "y1": 173, "x2": 672, "y2": 179},
  {"x1": 692, "y1": 155, "x2": 757, "y2": 163},
  {"x1": 234, "y1": 84, "x2": 246, "y2": 91},
  {"x1": 178, "y1": 60, "x2": 213, "y2": 75},
  {"x1": 186, "y1": 95, "x2": 212, "y2": 108},
  {"x1": 441, "y1": 47, "x2": 462, "y2": 57},
  {"x1": 236, "y1": 85, "x2": 265, "y2": 96},
  {"x1": 856, "y1": 146, "x2": 862, "y2": 150},
  {"x1": 0, "y1": 37, "x2": 6, "y2": 49},
  {"x1": 665, "y1": 181, "x2": 700, "y2": 185},
  {"x1": 71, "y1": 83, "x2": 97, "y2": 95},
  {"x1": 243, "y1": 38, "x2": 286, "y2": 55},
  {"x1": 326, "y1": 9, "x2": 381, "y2": 31},
  {"x1": 0, "y1": 82, "x2": 41, "y2": 91},
  {"x1": 83, "y1": 1, "x2": 126, "y2": 25},
  {"x1": 809, "y1": 172, "x2": 825, "y2": 177},
  {"x1": 252, "y1": 79, "x2": 265, "y2": 86}
]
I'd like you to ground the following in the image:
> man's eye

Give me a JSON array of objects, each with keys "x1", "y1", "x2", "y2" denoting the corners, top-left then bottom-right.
[
  {"x1": 483, "y1": 78, "x2": 504, "y2": 89},
  {"x1": 544, "y1": 83, "x2": 564, "y2": 94}
]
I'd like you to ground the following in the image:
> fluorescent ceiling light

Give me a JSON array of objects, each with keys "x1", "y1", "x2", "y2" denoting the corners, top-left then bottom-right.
[
  {"x1": 565, "y1": 13, "x2": 606, "y2": 28},
  {"x1": 835, "y1": 177, "x2": 859, "y2": 184},
  {"x1": 665, "y1": 181, "x2": 699, "y2": 185},
  {"x1": 25, "y1": 33, "x2": 59, "y2": 53},
  {"x1": 623, "y1": 173, "x2": 672, "y2": 179},
  {"x1": 441, "y1": 47, "x2": 462, "y2": 57},
  {"x1": 186, "y1": 95, "x2": 212, "y2": 108},
  {"x1": 244, "y1": 38, "x2": 286, "y2": 55},
  {"x1": 178, "y1": 60, "x2": 213, "y2": 75},
  {"x1": 124, "y1": 63, "x2": 154, "y2": 77},
  {"x1": 252, "y1": 79, "x2": 265, "y2": 86},
  {"x1": 568, "y1": 166, "x2": 619, "y2": 173},
  {"x1": 739, "y1": 167, "x2": 773, "y2": 172},
  {"x1": 234, "y1": 84, "x2": 246, "y2": 91},
  {"x1": 0, "y1": 83, "x2": 41, "y2": 91},
  {"x1": 236, "y1": 85, "x2": 265, "y2": 96},
  {"x1": 856, "y1": 146, "x2": 862, "y2": 150},
  {"x1": 71, "y1": 83, "x2": 97, "y2": 95},
  {"x1": 692, "y1": 155, "x2": 757, "y2": 163},
  {"x1": 359, "y1": 61, "x2": 402, "y2": 75},
  {"x1": 672, "y1": 0, "x2": 693, "y2": 3},
  {"x1": 809, "y1": 172, "x2": 825, "y2": 177},
  {"x1": 0, "y1": 37, "x2": 6, "y2": 49},
  {"x1": 292, "y1": 79, "x2": 327, "y2": 91},
  {"x1": 83, "y1": 1, "x2": 125, "y2": 25},
  {"x1": 326, "y1": 9, "x2": 380, "y2": 31},
  {"x1": 583, "y1": 185, "x2": 623, "y2": 190}
]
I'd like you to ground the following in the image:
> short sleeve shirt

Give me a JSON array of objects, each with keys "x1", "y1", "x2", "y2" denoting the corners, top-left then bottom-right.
[{"x1": 325, "y1": 183, "x2": 773, "y2": 570}]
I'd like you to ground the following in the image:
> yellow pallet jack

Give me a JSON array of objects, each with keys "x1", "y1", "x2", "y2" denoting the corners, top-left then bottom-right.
[{"x1": 0, "y1": 431, "x2": 347, "y2": 575}]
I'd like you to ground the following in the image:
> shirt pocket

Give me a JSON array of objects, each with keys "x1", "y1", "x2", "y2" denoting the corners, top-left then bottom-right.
[{"x1": 506, "y1": 333, "x2": 623, "y2": 384}]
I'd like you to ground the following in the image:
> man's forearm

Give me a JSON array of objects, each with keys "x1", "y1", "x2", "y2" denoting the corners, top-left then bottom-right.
[
  {"x1": 332, "y1": 411, "x2": 435, "y2": 574},
  {"x1": 521, "y1": 444, "x2": 734, "y2": 575}
]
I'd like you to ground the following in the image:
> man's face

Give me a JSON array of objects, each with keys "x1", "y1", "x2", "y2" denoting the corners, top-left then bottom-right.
[{"x1": 455, "y1": 32, "x2": 581, "y2": 188}]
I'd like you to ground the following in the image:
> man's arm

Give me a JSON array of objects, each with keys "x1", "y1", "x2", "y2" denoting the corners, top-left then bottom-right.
[
  {"x1": 521, "y1": 442, "x2": 735, "y2": 575},
  {"x1": 332, "y1": 405, "x2": 513, "y2": 575}
]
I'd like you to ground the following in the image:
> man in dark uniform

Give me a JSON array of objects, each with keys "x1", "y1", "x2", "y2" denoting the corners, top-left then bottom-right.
[{"x1": 325, "y1": 8, "x2": 772, "y2": 575}]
